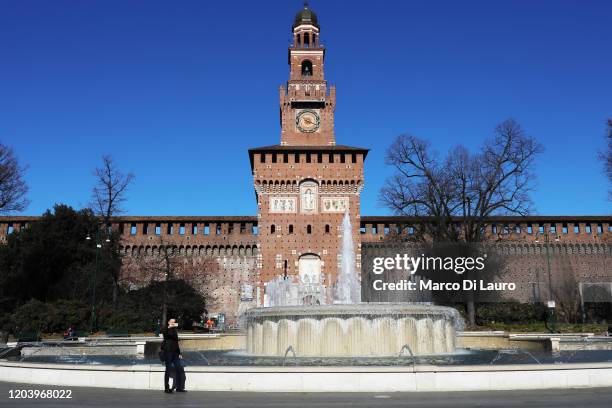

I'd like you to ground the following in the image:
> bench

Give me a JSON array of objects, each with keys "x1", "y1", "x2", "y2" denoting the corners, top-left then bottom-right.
[
  {"x1": 16, "y1": 331, "x2": 41, "y2": 342},
  {"x1": 105, "y1": 329, "x2": 130, "y2": 337},
  {"x1": 64, "y1": 330, "x2": 88, "y2": 340}
]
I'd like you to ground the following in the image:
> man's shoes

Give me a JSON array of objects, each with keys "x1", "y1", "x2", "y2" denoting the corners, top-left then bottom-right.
[
  {"x1": 164, "y1": 389, "x2": 173, "y2": 394},
  {"x1": 176, "y1": 389, "x2": 187, "y2": 393}
]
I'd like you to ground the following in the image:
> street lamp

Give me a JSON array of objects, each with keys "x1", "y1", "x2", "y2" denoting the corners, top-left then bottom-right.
[
  {"x1": 86, "y1": 223, "x2": 104, "y2": 334},
  {"x1": 535, "y1": 231, "x2": 560, "y2": 333}
]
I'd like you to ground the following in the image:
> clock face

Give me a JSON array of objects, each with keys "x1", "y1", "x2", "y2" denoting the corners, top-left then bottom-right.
[{"x1": 296, "y1": 110, "x2": 320, "y2": 133}]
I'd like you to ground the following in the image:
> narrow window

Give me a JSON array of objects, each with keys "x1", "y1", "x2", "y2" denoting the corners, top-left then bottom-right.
[
  {"x1": 252, "y1": 225, "x2": 258, "y2": 235},
  {"x1": 289, "y1": 225, "x2": 294, "y2": 234},
  {"x1": 204, "y1": 224, "x2": 210, "y2": 235},
  {"x1": 317, "y1": 153, "x2": 323, "y2": 163},
  {"x1": 167, "y1": 224, "x2": 174, "y2": 235},
  {"x1": 240, "y1": 223, "x2": 246, "y2": 234},
  {"x1": 527, "y1": 225, "x2": 533, "y2": 234},
  {"x1": 272, "y1": 154, "x2": 277, "y2": 163},
  {"x1": 193, "y1": 224, "x2": 198, "y2": 235},
  {"x1": 295, "y1": 153, "x2": 300, "y2": 163},
  {"x1": 306, "y1": 153, "x2": 311, "y2": 163},
  {"x1": 155, "y1": 224, "x2": 161, "y2": 235},
  {"x1": 301, "y1": 60, "x2": 313, "y2": 76},
  {"x1": 573, "y1": 224, "x2": 580, "y2": 234},
  {"x1": 307, "y1": 225, "x2": 312, "y2": 234},
  {"x1": 384, "y1": 226, "x2": 390, "y2": 235},
  {"x1": 492, "y1": 225, "x2": 498, "y2": 234},
  {"x1": 283, "y1": 153, "x2": 289, "y2": 163},
  {"x1": 7, "y1": 224, "x2": 13, "y2": 234},
  {"x1": 340, "y1": 154, "x2": 346, "y2": 163},
  {"x1": 372, "y1": 226, "x2": 378, "y2": 235},
  {"x1": 538, "y1": 225, "x2": 544, "y2": 234},
  {"x1": 216, "y1": 225, "x2": 222, "y2": 235},
  {"x1": 325, "y1": 224, "x2": 330, "y2": 234},
  {"x1": 271, "y1": 225, "x2": 276, "y2": 234},
  {"x1": 585, "y1": 225, "x2": 592, "y2": 234},
  {"x1": 352, "y1": 153, "x2": 357, "y2": 163},
  {"x1": 329, "y1": 154, "x2": 334, "y2": 163},
  {"x1": 515, "y1": 225, "x2": 521, "y2": 234},
  {"x1": 179, "y1": 223, "x2": 185, "y2": 235},
  {"x1": 408, "y1": 226, "x2": 415, "y2": 235},
  {"x1": 562, "y1": 224, "x2": 568, "y2": 234},
  {"x1": 130, "y1": 223, "x2": 137, "y2": 235},
  {"x1": 550, "y1": 225, "x2": 556, "y2": 234},
  {"x1": 228, "y1": 223, "x2": 234, "y2": 234},
  {"x1": 261, "y1": 154, "x2": 266, "y2": 163},
  {"x1": 143, "y1": 223, "x2": 149, "y2": 235},
  {"x1": 360, "y1": 226, "x2": 366, "y2": 234},
  {"x1": 597, "y1": 224, "x2": 603, "y2": 234}
]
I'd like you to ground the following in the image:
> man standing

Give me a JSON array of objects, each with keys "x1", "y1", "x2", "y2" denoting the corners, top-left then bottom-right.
[{"x1": 161, "y1": 318, "x2": 185, "y2": 393}]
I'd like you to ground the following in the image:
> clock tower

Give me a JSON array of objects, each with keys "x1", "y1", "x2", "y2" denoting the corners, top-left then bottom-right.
[
  {"x1": 280, "y1": 2, "x2": 335, "y2": 146},
  {"x1": 249, "y1": 3, "x2": 367, "y2": 306}
]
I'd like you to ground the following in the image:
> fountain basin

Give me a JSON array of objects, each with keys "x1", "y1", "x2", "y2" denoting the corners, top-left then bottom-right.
[{"x1": 244, "y1": 303, "x2": 463, "y2": 357}]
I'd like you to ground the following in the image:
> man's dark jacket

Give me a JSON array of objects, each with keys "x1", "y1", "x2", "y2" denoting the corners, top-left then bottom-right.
[{"x1": 162, "y1": 327, "x2": 181, "y2": 354}]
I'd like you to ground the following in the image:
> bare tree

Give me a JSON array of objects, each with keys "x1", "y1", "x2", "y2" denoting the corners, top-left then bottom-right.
[
  {"x1": 599, "y1": 119, "x2": 612, "y2": 200},
  {"x1": 0, "y1": 143, "x2": 29, "y2": 214},
  {"x1": 131, "y1": 237, "x2": 211, "y2": 326},
  {"x1": 380, "y1": 119, "x2": 544, "y2": 324},
  {"x1": 91, "y1": 155, "x2": 135, "y2": 225},
  {"x1": 91, "y1": 155, "x2": 134, "y2": 305}
]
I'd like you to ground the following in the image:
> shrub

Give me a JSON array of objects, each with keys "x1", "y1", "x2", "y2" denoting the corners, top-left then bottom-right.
[
  {"x1": 9, "y1": 299, "x2": 89, "y2": 334},
  {"x1": 475, "y1": 302, "x2": 547, "y2": 325}
]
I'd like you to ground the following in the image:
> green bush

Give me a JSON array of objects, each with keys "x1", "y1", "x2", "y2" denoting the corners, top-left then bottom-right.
[
  {"x1": 9, "y1": 299, "x2": 89, "y2": 334},
  {"x1": 476, "y1": 302, "x2": 547, "y2": 325},
  {"x1": 97, "y1": 279, "x2": 206, "y2": 333}
]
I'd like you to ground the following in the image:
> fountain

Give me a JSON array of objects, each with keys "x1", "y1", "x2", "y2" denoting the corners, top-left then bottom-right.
[{"x1": 245, "y1": 211, "x2": 464, "y2": 357}]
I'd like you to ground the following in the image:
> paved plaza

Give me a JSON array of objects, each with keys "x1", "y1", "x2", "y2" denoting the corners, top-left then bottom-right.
[{"x1": 2, "y1": 381, "x2": 612, "y2": 408}]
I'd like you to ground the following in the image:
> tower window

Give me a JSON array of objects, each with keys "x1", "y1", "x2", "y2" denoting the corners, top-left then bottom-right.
[
  {"x1": 289, "y1": 225, "x2": 294, "y2": 234},
  {"x1": 307, "y1": 225, "x2": 312, "y2": 234},
  {"x1": 301, "y1": 60, "x2": 313, "y2": 77},
  {"x1": 325, "y1": 224, "x2": 330, "y2": 234},
  {"x1": 271, "y1": 225, "x2": 276, "y2": 234},
  {"x1": 303, "y1": 32, "x2": 310, "y2": 48}
]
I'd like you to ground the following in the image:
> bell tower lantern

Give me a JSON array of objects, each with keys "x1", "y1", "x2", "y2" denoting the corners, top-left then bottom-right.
[{"x1": 280, "y1": 2, "x2": 336, "y2": 146}]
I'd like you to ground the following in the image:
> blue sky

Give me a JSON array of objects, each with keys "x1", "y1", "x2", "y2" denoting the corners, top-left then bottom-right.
[{"x1": 1, "y1": 0, "x2": 610, "y2": 216}]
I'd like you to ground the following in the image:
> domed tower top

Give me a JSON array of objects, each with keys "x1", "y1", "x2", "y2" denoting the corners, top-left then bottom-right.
[
  {"x1": 293, "y1": 1, "x2": 319, "y2": 29},
  {"x1": 291, "y1": 2, "x2": 321, "y2": 49}
]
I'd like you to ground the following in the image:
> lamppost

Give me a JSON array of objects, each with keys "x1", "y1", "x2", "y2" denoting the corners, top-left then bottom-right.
[
  {"x1": 86, "y1": 223, "x2": 110, "y2": 334},
  {"x1": 535, "y1": 231, "x2": 560, "y2": 333}
]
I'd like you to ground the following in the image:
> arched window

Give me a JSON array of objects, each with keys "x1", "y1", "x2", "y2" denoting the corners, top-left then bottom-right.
[
  {"x1": 301, "y1": 60, "x2": 313, "y2": 77},
  {"x1": 271, "y1": 225, "x2": 276, "y2": 234},
  {"x1": 306, "y1": 225, "x2": 312, "y2": 234},
  {"x1": 289, "y1": 225, "x2": 294, "y2": 234},
  {"x1": 303, "y1": 32, "x2": 310, "y2": 48},
  {"x1": 325, "y1": 224, "x2": 330, "y2": 234}
]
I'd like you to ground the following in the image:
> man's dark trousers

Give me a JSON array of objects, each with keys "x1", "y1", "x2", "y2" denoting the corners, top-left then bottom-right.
[{"x1": 164, "y1": 351, "x2": 183, "y2": 391}]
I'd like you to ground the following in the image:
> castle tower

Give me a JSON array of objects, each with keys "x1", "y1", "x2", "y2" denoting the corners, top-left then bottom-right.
[{"x1": 249, "y1": 3, "x2": 368, "y2": 306}]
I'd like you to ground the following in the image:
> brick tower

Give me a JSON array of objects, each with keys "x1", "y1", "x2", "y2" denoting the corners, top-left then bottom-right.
[{"x1": 249, "y1": 3, "x2": 368, "y2": 306}]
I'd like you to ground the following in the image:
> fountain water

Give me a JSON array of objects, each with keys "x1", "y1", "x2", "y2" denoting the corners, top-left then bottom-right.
[
  {"x1": 334, "y1": 210, "x2": 361, "y2": 304},
  {"x1": 246, "y1": 210, "x2": 464, "y2": 357}
]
